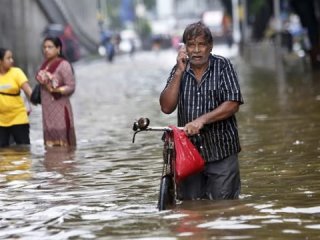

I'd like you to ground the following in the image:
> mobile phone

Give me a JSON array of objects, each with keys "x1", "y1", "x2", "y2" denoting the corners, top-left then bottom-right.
[
  {"x1": 182, "y1": 55, "x2": 189, "y2": 64},
  {"x1": 178, "y1": 42, "x2": 185, "y2": 49},
  {"x1": 178, "y1": 43, "x2": 189, "y2": 65}
]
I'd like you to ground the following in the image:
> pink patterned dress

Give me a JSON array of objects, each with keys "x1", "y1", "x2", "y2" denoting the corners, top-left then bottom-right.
[{"x1": 39, "y1": 59, "x2": 76, "y2": 147}]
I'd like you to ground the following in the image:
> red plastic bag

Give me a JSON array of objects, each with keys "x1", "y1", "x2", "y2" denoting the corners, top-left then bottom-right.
[{"x1": 170, "y1": 125, "x2": 205, "y2": 182}]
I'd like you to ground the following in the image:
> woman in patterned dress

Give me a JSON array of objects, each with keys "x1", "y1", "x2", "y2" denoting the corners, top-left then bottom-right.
[{"x1": 36, "y1": 37, "x2": 76, "y2": 147}]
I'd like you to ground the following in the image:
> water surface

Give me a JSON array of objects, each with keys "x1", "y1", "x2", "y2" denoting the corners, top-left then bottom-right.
[{"x1": 0, "y1": 48, "x2": 319, "y2": 239}]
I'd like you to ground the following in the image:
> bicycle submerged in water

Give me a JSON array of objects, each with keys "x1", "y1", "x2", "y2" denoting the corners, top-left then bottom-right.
[{"x1": 132, "y1": 117, "x2": 182, "y2": 211}]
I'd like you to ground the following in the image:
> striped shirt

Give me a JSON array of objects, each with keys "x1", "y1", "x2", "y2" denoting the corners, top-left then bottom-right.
[{"x1": 165, "y1": 54, "x2": 243, "y2": 162}]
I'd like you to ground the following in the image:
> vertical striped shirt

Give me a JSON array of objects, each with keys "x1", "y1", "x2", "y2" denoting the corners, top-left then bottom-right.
[{"x1": 164, "y1": 54, "x2": 243, "y2": 162}]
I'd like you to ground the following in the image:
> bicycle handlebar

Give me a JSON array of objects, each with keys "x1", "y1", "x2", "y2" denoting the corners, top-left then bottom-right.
[
  {"x1": 132, "y1": 117, "x2": 183, "y2": 143},
  {"x1": 137, "y1": 126, "x2": 176, "y2": 132}
]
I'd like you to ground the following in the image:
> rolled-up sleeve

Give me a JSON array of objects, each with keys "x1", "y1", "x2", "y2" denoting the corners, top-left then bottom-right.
[{"x1": 221, "y1": 59, "x2": 243, "y2": 104}]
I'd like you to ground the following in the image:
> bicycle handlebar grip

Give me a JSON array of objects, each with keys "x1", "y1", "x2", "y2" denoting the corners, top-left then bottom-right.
[{"x1": 137, "y1": 117, "x2": 150, "y2": 130}]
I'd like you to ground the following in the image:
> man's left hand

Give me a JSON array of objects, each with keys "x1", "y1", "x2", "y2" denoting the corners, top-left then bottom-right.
[{"x1": 184, "y1": 118, "x2": 205, "y2": 136}]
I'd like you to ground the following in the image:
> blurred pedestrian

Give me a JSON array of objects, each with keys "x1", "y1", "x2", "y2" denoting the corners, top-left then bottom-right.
[
  {"x1": 60, "y1": 24, "x2": 80, "y2": 62},
  {"x1": 160, "y1": 21, "x2": 243, "y2": 200},
  {"x1": 36, "y1": 37, "x2": 76, "y2": 147},
  {"x1": 222, "y1": 12, "x2": 233, "y2": 48},
  {"x1": 129, "y1": 39, "x2": 135, "y2": 58},
  {"x1": 0, "y1": 48, "x2": 32, "y2": 147},
  {"x1": 100, "y1": 31, "x2": 115, "y2": 62}
]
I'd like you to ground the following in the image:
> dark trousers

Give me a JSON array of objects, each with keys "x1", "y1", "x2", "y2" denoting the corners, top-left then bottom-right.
[
  {"x1": 0, "y1": 124, "x2": 30, "y2": 147},
  {"x1": 177, "y1": 154, "x2": 241, "y2": 200}
]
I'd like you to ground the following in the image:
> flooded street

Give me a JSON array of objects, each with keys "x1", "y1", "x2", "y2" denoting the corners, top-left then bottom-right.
[{"x1": 0, "y1": 46, "x2": 320, "y2": 239}]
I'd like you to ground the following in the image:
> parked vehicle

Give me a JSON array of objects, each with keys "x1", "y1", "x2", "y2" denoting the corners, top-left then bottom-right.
[
  {"x1": 202, "y1": 10, "x2": 229, "y2": 44},
  {"x1": 119, "y1": 29, "x2": 141, "y2": 54}
]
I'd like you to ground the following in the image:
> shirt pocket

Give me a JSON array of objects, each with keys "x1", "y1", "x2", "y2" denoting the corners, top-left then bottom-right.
[{"x1": 207, "y1": 89, "x2": 220, "y2": 110}]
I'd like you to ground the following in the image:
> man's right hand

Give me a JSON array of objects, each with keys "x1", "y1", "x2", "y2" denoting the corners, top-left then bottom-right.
[{"x1": 176, "y1": 44, "x2": 188, "y2": 73}]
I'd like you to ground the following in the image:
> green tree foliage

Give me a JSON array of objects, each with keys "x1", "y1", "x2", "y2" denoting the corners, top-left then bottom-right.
[
  {"x1": 248, "y1": 0, "x2": 266, "y2": 15},
  {"x1": 142, "y1": 0, "x2": 156, "y2": 11}
]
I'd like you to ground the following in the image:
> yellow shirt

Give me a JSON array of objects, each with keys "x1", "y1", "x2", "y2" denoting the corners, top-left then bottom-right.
[{"x1": 0, "y1": 67, "x2": 29, "y2": 126}]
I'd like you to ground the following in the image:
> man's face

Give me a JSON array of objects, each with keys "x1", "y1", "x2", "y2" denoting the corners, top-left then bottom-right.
[{"x1": 185, "y1": 34, "x2": 212, "y2": 66}]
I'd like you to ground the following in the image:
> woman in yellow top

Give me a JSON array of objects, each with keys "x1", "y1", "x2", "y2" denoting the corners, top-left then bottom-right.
[{"x1": 0, "y1": 48, "x2": 32, "y2": 147}]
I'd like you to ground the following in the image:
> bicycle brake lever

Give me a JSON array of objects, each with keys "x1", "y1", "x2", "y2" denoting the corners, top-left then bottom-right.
[
  {"x1": 132, "y1": 121, "x2": 139, "y2": 131},
  {"x1": 132, "y1": 130, "x2": 140, "y2": 143}
]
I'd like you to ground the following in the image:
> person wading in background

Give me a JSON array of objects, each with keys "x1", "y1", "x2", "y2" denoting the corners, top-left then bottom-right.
[
  {"x1": 0, "y1": 48, "x2": 32, "y2": 147},
  {"x1": 36, "y1": 37, "x2": 76, "y2": 147}
]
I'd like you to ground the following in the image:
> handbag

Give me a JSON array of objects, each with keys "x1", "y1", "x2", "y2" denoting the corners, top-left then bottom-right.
[
  {"x1": 30, "y1": 84, "x2": 41, "y2": 105},
  {"x1": 170, "y1": 126, "x2": 205, "y2": 182}
]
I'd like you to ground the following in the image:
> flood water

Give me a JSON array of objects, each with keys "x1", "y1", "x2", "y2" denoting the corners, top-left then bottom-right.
[{"x1": 0, "y1": 47, "x2": 320, "y2": 239}]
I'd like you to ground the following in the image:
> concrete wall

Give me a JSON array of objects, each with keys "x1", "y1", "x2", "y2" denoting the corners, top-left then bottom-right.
[
  {"x1": 59, "y1": 0, "x2": 99, "y2": 43},
  {"x1": 0, "y1": 0, "x2": 99, "y2": 81},
  {"x1": 54, "y1": 0, "x2": 100, "y2": 52},
  {"x1": 0, "y1": 0, "x2": 48, "y2": 80}
]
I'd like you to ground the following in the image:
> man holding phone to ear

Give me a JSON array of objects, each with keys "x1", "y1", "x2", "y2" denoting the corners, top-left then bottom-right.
[{"x1": 160, "y1": 21, "x2": 244, "y2": 201}]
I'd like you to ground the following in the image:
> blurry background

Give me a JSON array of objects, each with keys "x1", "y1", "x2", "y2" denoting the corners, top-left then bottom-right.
[
  {"x1": 1, "y1": 0, "x2": 320, "y2": 77},
  {"x1": 1, "y1": 1, "x2": 320, "y2": 239}
]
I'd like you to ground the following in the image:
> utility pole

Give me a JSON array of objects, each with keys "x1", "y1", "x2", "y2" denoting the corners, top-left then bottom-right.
[
  {"x1": 232, "y1": 0, "x2": 241, "y2": 44},
  {"x1": 273, "y1": 0, "x2": 282, "y2": 48}
]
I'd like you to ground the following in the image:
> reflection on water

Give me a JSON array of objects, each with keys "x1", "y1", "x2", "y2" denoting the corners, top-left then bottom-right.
[
  {"x1": 0, "y1": 49, "x2": 319, "y2": 239},
  {"x1": 44, "y1": 147, "x2": 76, "y2": 174},
  {"x1": 0, "y1": 146, "x2": 32, "y2": 181}
]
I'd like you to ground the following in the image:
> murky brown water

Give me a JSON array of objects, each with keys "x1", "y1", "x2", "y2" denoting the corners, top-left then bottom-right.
[{"x1": 0, "y1": 48, "x2": 320, "y2": 239}]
